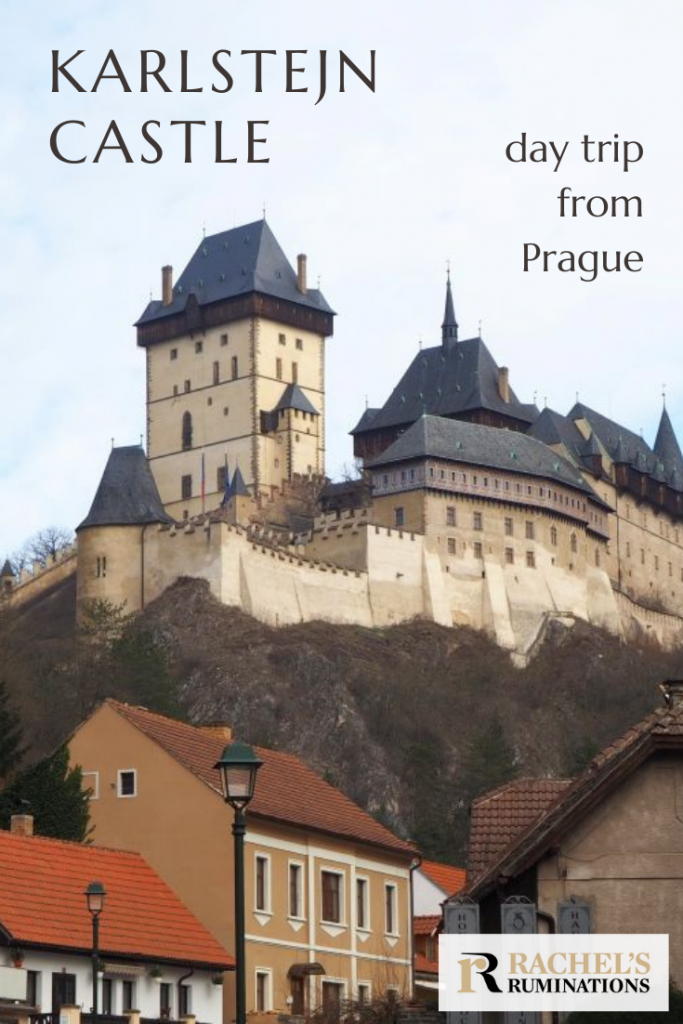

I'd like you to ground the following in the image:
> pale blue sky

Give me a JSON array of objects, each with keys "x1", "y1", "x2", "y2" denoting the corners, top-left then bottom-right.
[{"x1": 1, "y1": 0, "x2": 682, "y2": 554}]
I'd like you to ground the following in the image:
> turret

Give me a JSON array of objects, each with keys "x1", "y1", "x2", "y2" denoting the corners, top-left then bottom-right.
[{"x1": 441, "y1": 273, "x2": 458, "y2": 350}]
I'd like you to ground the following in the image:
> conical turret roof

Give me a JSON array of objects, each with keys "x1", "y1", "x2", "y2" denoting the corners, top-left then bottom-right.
[{"x1": 654, "y1": 408, "x2": 683, "y2": 476}]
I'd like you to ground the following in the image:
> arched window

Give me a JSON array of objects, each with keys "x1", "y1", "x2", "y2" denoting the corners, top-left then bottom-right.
[
  {"x1": 182, "y1": 411, "x2": 193, "y2": 450},
  {"x1": 570, "y1": 532, "x2": 577, "y2": 553},
  {"x1": 550, "y1": 526, "x2": 558, "y2": 547}
]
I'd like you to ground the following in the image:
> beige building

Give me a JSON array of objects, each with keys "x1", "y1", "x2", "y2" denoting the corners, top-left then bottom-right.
[
  {"x1": 135, "y1": 220, "x2": 334, "y2": 520},
  {"x1": 460, "y1": 680, "x2": 683, "y2": 993},
  {"x1": 69, "y1": 701, "x2": 417, "y2": 1019}
]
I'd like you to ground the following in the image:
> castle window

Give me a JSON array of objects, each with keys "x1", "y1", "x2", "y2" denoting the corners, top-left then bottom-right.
[
  {"x1": 526, "y1": 551, "x2": 536, "y2": 568},
  {"x1": 173, "y1": 384, "x2": 179, "y2": 396},
  {"x1": 401, "y1": 471, "x2": 406, "y2": 482},
  {"x1": 170, "y1": 348, "x2": 178, "y2": 360},
  {"x1": 473, "y1": 542, "x2": 483, "y2": 559},
  {"x1": 641, "y1": 549, "x2": 645, "y2": 565},
  {"x1": 213, "y1": 361, "x2": 220, "y2": 385},
  {"x1": 440, "y1": 469, "x2": 445, "y2": 480},
  {"x1": 550, "y1": 526, "x2": 558, "y2": 547},
  {"x1": 195, "y1": 340, "x2": 203, "y2": 353},
  {"x1": 184, "y1": 379, "x2": 191, "y2": 392},
  {"x1": 446, "y1": 507, "x2": 456, "y2": 526},
  {"x1": 410, "y1": 469, "x2": 415, "y2": 481},
  {"x1": 224, "y1": 407, "x2": 229, "y2": 416},
  {"x1": 504, "y1": 481, "x2": 510, "y2": 491},
  {"x1": 669, "y1": 562, "x2": 673, "y2": 577},
  {"x1": 231, "y1": 356, "x2": 238, "y2": 379},
  {"x1": 447, "y1": 538, "x2": 456, "y2": 555},
  {"x1": 207, "y1": 396, "x2": 213, "y2": 406},
  {"x1": 504, "y1": 517, "x2": 513, "y2": 536},
  {"x1": 570, "y1": 533, "x2": 578, "y2": 553},
  {"x1": 505, "y1": 547, "x2": 514, "y2": 565},
  {"x1": 382, "y1": 475, "x2": 388, "y2": 485},
  {"x1": 655, "y1": 555, "x2": 659, "y2": 571},
  {"x1": 217, "y1": 466, "x2": 228, "y2": 492},
  {"x1": 96, "y1": 556, "x2": 107, "y2": 578},
  {"x1": 279, "y1": 333, "x2": 286, "y2": 346},
  {"x1": 626, "y1": 542, "x2": 631, "y2": 558},
  {"x1": 483, "y1": 477, "x2": 488, "y2": 487},
  {"x1": 220, "y1": 333, "x2": 228, "y2": 346},
  {"x1": 473, "y1": 474, "x2": 478, "y2": 484},
  {"x1": 527, "y1": 485, "x2": 532, "y2": 495},
  {"x1": 462, "y1": 473, "x2": 467, "y2": 482},
  {"x1": 296, "y1": 338, "x2": 303, "y2": 350},
  {"x1": 181, "y1": 475, "x2": 192, "y2": 500},
  {"x1": 182, "y1": 411, "x2": 193, "y2": 450},
  {"x1": 276, "y1": 357, "x2": 283, "y2": 380},
  {"x1": 394, "y1": 507, "x2": 405, "y2": 528},
  {"x1": 595, "y1": 549, "x2": 601, "y2": 567},
  {"x1": 292, "y1": 362, "x2": 299, "y2": 383},
  {"x1": 473, "y1": 512, "x2": 483, "y2": 531},
  {"x1": 525, "y1": 521, "x2": 535, "y2": 540}
]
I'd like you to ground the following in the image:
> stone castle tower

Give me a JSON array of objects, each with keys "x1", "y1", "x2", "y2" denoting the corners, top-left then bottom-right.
[{"x1": 134, "y1": 220, "x2": 335, "y2": 520}]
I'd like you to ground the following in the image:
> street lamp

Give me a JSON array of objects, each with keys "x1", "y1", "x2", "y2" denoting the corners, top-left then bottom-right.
[
  {"x1": 214, "y1": 741, "x2": 263, "y2": 1024},
  {"x1": 85, "y1": 881, "x2": 107, "y2": 1024}
]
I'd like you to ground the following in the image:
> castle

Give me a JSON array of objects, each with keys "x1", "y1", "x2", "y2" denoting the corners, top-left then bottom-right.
[{"x1": 6, "y1": 220, "x2": 683, "y2": 660}]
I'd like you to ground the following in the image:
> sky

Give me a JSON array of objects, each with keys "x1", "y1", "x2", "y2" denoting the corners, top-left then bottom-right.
[{"x1": 1, "y1": 0, "x2": 682, "y2": 556}]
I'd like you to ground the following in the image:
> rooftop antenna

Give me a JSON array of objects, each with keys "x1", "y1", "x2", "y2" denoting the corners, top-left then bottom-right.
[
  {"x1": 478, "y1": 319, "x2": 482, "y2": 338},
  {"x1": 317, "y1": 275, "x2": 322, "y2": 290},
  {"x1": 662, "y1": 383, "x2": 667, "y2": 409},
  {"x1": 576, "y1": 391, "x2": 580, "y2": 403},
  {"x1": 365, "y1": 394, "x2": 369, "y2": 410},
  {"x1": 202, "y1": 220, "x2": 206, "y2": 239},
  {"x1": 544, "y1": 395, "x2": 548, "y2": 408},
  {"x1": 139, "y1": 433, "x2": 143, "y2": 446},
  {"x1": 262, "y1": 200, "x2": 267, "y2": 220},
  {"x1": 418, "y1": 335, "x2": 423, "y2": 350},
  {"x1": 111, "y1": 437, "x2": 115, "y2": 450},
  {"x1": 533, "y1": 390, "x2": 538, "y2": 406}
]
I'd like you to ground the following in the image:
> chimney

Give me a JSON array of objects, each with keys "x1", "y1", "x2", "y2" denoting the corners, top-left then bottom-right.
[
  {"x1": 198, "y1": 723, "x2": 233, "y2": 743},
  {"x1": 297, "y1": 254, "x2": 307, "y2": 295},
  {"x1": 498, "y1": 366, "x2": 511, "y2": 404},
  {"x1": 661, "y1": 680, "x2": 683, "y2": 709},
  {"x1": 162, "y1": 265, "x2": 173, "y2": 306},
  {"x1": 10, "y1": 814, "x2": 34, "y2": 837}
]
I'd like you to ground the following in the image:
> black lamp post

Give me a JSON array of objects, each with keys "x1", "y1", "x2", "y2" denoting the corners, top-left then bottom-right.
[
  {"x1": 214, "y1": 741, "x2": 263, "y2": 1024},
  {"x1": 85, "y1": 881, "x2": 107, "y2": 1024}
]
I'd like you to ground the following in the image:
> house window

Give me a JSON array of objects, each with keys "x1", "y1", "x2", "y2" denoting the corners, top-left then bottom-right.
[
  {"x1": 525, "y1": 521, "x2": 535, "y2": 540},
  {"x1": 96, "y1": 556, "x2": 107, "y2": 579},
  {"x1": 292, "y1": 361, "x2": 299, "y2": 383},
  {"x1": 117, "y1": 769, "x2": 137, "y2": 798},
  {"x1": 473, "y1": 542, "x2": 483, "y2": 559},
  {"x1": 473, "y1": 511, "x2": 483, "y2": 531},
  {"x1": 356, "y1": 877, "x2": 369, "y2": 930},
  {"x1": 170, "y1": 348, "x2": 178, "y2": 360},
  {"x1": 505, "y1": 547, "x2": 514, "y2": 565},
  {"x1": 213, "y1": 361, "x2": 220, "y2": 385},
  {"x1": 160, "y1": 983, "x2": 172, "y2": 1017},
  {"x1": 181, "y1": 475, "x2": 192, "y2": 500},
  {"x1": 276, "y1": 357, "x2": 283, "y2": 380},
  {"x1": 550, "y1": 526, "x2": 558, "y2": 547},
  {"x1": 184, "y1": 379, "x2": 191, "y2": 393},
  {"x1": 179, "y1": 985, "x2": 192, "y2": 1016},
  {"x1": 322, "y1": 982, "x2": 344, "y2": 1014},
  {"x1": 220, "y1": 333, "x2": 228, "y2": 346},
  {"x1": 182, "y1": 411, "x2": 193, "y2": 450},
  {"x1": 256, "y1": 972, "x2": 271, "y2": 1013},
  {"x1": 504, "y1": 517, "x2": 513, "y2": 536},
  {"x1": 231, "y1": 355, "x2": 238, "y2": 379},
  {"x1": 279, "y1": 333, "x2": 286, "y2": 346},
  {"x1": 255, "y1": 855, "x2": 270, "y2": 912},
  {"x1": 296, "y1": 338, "x2": 303, "y2": 350},
  {"x1": 394, "y1": 507, "x2": 405, "y2": 528},
  {"x1": 358, "y1": 983, "x2": 370, "y2": 1006},
  {"x1": 321, "y1": 870, "x2": 343, "y2": 923},
  {"x1": 447, "y1": 538, "x2": 456, "y2": 555},
  {"x1": 82, "y1": 771, "x2": 100, "y2": 800},
  {"x1": 102, "y1": 979, "x2": 113, "y2": 1015},
  {"x1": 385, "y1": 883, "x2": 398, "y2": 935},
  {"x1": 526, "y1": 551, "x2": 536, "y2": 568},
  {"x1": 52, "y1": 973, "x2": 76, "y2": 1011},
  {"x1": 122, "y1": 981, "x2": 135, "y2": 1012},
  {"x1": 195, "y1": 340, "x2": 203, "y2": 354},
  {"x1": 26, "y1": 971, "x2": 40, "y2": 1008},
  {"x1": 446, "y1": 507, "x2": 456, "y2": 526},
  {"x1": 289, "y1": 863, "x2": 303, "y2": 919}
]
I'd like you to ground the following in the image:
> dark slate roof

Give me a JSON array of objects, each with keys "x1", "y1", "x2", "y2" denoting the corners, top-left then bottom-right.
[
  {"x1": 274, "y1": 383, "x2": 319, "y2": 415},
  {"x1": 528, "y1": 408, "x2": 588, "y2": 463},
  {"x1": 1, "y1": 559, "x2": 15, "y2": 578},
  {"x1": 136, "y1": 221, "x2": 333, "y2": 326},
  {"x1": 368, "y1": 415, "x2": 599, "y2": 498},
  {"x1": 77, "y1": 447, "x2": 174, "y2": 530},
  {"x1": 350, "y1": 407, "x2": 380, "y2": 434},
  {"x1": 654, "y1": 408, "x2": 683, "y2": 476},
  {"x1": 568, "y1": 402, "x2": 652, "y2": 469},
  {"x1": 228, "y1": 465, "x2": 250, "y2": 498},
  {"x1": 353, "y1": 337, "x2": 538, "y2": 435}
]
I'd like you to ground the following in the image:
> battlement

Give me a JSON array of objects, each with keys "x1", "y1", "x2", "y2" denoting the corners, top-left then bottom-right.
[{"x1": 7, "y1": 544, "x2": 78, "y2": 607}]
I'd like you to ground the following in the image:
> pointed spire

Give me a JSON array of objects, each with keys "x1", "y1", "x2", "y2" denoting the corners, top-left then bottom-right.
[
  {"x1": 654, "y1": 407, "x2": 683, "y2": 474},
  {"x1": 220, "y1": 462, "x2": 231, "y2": 507},
  {"x1": 441, "y1": 270, "x2": 458, "y2": 350},
  {"x1": 613, "y1": 435, "x2": 627, "y2": 464},
  {"x1": 1, "y1": 559, "x2": 15, "y2": 579},
  {"x1": 228, "y1": 465, "x2": 250, "y2": 498}
]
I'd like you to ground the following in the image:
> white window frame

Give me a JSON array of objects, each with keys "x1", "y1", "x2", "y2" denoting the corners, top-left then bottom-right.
[
  {"x1": 288, "y1": 859, "x2": 305, "y2": 920},
  {"x1": 384, "y1": 882, "x2": 399, "y2": 937},
  {"x1": 117, "y1": 769, "x2": 137, "y2": 798},
  {"x1": 254, "y1": 852, "x2": 272, "y2": 914},
  {"x1": 321, "y1": 978, "x2": 347, "y2": 1010},
  {"x1": 82, "y1": 771, "x2": 99, "y2": 800},
  {"x1": 320, "y1": 868, "x2": 346, "y2": 926},
  {"x1": 357, "y1": 981, "x2": 372, "y2": 1005},
  {"x1": 255, "y1": 969, "x2": 272, "y2": 1012},
  {"x1": 179, "y1": 982, "x2": 193, "y2": 1016},
  {"x1": 355, "y1": 874, "x2": 370, "y2": 932}
]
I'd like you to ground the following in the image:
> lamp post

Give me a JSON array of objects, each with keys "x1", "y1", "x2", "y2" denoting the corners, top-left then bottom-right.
[
  {"x1": 85, "y1": 881, "x2": 107, "y2": 1024},
  {"x1": 214, "y1": 741, "x2": 263, "y2": 1024}
]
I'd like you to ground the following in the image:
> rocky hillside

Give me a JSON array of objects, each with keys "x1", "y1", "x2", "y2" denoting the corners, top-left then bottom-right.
[{"x1": 2, "y1": 575, "x2": 682, "y2": 862}]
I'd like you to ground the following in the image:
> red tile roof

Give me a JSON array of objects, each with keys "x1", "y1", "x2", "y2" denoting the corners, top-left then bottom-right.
[
  {"x1": 107, "y1": 701, "x2": 416, "y2": 857},
  {"x1": 466, "y1": 694, "x2": 683, "y2": 899},
  {"x1": 0, "y1": 829, "x2": 232, "y2": 968},
  {"x1": 419, "y1": 860, "x2": 467, "y2": 897},
  {"x1": 414, "y1": 952, "x2": 438, "y2": 976},
  {"x1": 467, "y1": 778, "x2": 572, "y2": 882},
  {"x1": 414, "y1": 914, "x2": 441, "y2": 936}
]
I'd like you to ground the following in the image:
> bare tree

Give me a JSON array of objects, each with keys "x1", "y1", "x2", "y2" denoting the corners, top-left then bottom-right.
[{"x1": 15, "y1": 526, "x2": 74, "y2": 570}]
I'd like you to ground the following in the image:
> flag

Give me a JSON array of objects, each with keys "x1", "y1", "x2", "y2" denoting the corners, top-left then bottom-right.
[{"x1": 201, "y1": 452, "x2": 206, "y2": 511}]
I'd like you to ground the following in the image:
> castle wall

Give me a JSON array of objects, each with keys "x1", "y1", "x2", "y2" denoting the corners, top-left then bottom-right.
[
  {"x1": 77, "y1": 525, "x2": 143, "y2": 613},
  {"x1": 6, "y1": 546, "x2": 78, "y2": 608}
]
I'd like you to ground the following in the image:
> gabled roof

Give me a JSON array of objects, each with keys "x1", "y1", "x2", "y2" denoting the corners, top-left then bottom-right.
[
  {"x1": 368, "y1": 415, "x2": 601, "y2": 500},
  {"x1": 136, "y1": 221, "x2": 333, "y2": 326},
  {"x1": 350, "y1": 407, "x2": 380, "y2": 435},
  {"x1": 528, "y1": 408, "x2": 593, "y2": 465},
  {"x1": 274, "y1": 383, "x2": 319, "y2": 416},
  {"x1": 465, "y1": 692, "x2": 683, "y2": 899},
  {"x1": 77, "y1": 447, "x2": 173, "y2": 531},
  {"x1": 419, "y1": 859, "x2": 467, "y2": 897},
  {"x1": 353, "y1": 336, "x2": 537, "y2": 436},
  {"x1": 466, "y1": 778, "x2": 572, "y2": 883},
  {"x1": 654, "y1": 408, "x2": 683, "y2": 476},
  {"x1": 568, "y1": 402, "x2": 652, "y2": 468},
  {"x1": 1, "y1": 559, "x2": 15, "y2": 578},
  {"x1": 104, "y1": 701, "x2": 416, "y2": 857},
  {"x1": 414, "y1": 914, "x2": 442, "y2": 936},
  {"x1": 0, "y1": 829, "x2": 231, "y2": 968}
]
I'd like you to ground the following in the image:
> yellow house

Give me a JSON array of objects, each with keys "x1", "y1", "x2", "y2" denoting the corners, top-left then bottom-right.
[{"x1": 69, "y1": 701, "x2": 417, "y2": 1018}]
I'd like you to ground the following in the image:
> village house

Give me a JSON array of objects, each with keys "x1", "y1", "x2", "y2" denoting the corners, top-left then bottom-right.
[
  {"x1": 450, "y1": 679, "x2": 683, "y2": 991},
  {"x1": 68, "y1": 701, "x2": 417, "y2": 1018},
  {"x1": 412, "y1": 860, "x2": 465, "y2": 1002},
  {"x1": 0, "y1": 815, "x2": 231, "y2": 1024}
]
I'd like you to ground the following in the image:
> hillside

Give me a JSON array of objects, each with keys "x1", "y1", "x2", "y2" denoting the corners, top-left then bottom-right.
[{"x1": 2, "y1": 575, "x2": 683, "y2": 861}]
